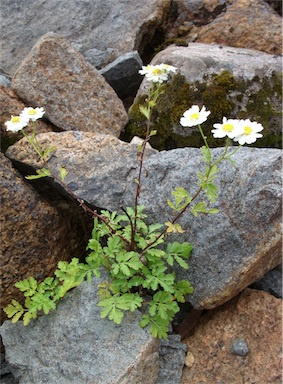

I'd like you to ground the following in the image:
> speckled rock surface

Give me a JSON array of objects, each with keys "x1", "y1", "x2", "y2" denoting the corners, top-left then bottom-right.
[
  {"x1": 0, "y1": 0, "x2": 170, "y2": 76},
  {"x1": 5, "y1": 133, "x2": 282, "y2": 310},
  {"x1": 0, "y1": 272, "x2": 160, "y2": 384},
  {"x1": 182, "y1": 288, "x2": 282, "y2": 384},
  {"x1": 11, "y1": 33, "x2": 128, "y2": 137},
  {"x1": 195, "y1": 0, "x2": 282, "y2": 54},
  {"x1": 0, "y1": 153, "x2": 90, "y2": 323},
  {"x1": 134, "y1": 43, "x2": 282, "y2": 149},
  {"x1": 140, "y1": 43, "x2": 282, "y2": 86}
]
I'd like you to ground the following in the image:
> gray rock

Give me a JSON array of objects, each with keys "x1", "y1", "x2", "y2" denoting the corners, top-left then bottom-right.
[
  {"x1": 0, "y1": 75, "x2": 11, "y2": 88},
  {"x1": 0, "y1": 272, "x2": 160, "y2": 384},
  {"x1": 84, "y1": 47, "x2": 115, "y2": 69},
  {"x1": 139, "y1": 43, "x2": 282, "y2": 87},
  {"x1": 231, "y1": 339, "x2": 249, "y2": 356},
  {"x1": 11, "y1": 33, "x2": 128, "y2": 137},
  {"x1": 5, "y1": 133, "x2": 282, "y2": 310},
  {"x1": 134, "y1": 44, "x2": 282, "y2": 145},
  {"x1": 249, "y1": 264, "x2": 282, "y2": 299},
  {"x1": 156, "y1": 334, "x2": 187, "y2": 384},
  {"x1": 0, "y1": 0, "x2": 170, "y2": 76},
  {"x1": 99, "y1": 51, "x2": 143, "y2": 100}
]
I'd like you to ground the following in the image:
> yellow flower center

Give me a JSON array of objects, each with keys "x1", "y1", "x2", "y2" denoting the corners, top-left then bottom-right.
[
  {"x1": 152, "y1": 69, "x2": 162, "y2": 76},
  {"x1": 191, "y1": 113, "x2": 200, "y2": 120},
  {"x1": 11, "y1": 117, "x2": 20, "y2": 123},
  {"x1": 223, "y1": 124, "x2": 234, "y2": 132},
  {"x1": 244, "y1": 126, "x2": 253, "y2": 135},
  {"x1": 28, "y1": 109, "x2": 37, "y2": 115}
]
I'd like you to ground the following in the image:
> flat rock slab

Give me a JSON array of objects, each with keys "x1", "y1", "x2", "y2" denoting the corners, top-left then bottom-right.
[
  {"x1": 0, "y1": 273, "x2": 160, "y2": 384},
  {"x1": 11, "y1": 33, "x2": 128, "y2": 137},
  {"x1": 182, "y1": 288, "x2": 282, "y2": 384},
  {"x1": 5, "y1": 133, "x2": 282, "y2": 310}
]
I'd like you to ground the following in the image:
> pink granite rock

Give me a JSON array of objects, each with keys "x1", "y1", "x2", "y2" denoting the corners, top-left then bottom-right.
[
  {"x1": 11, "y1": 33, "x2": 128, "y2": 137},
  {"x1": 182, "y1": 288, "x2": 282, "y2": 383}
]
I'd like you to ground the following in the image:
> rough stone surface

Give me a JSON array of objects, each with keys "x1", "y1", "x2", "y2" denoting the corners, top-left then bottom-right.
[
  {"x1": 0, "y1": 153, "x2": 91, "y2": 323},
  {"x1": 5, "y1": 134, "x2": 282, "y2": 310},
  {"x1": 182, "y1": 288, "x2": 282, "y2": 384},
  {"x1": 99, "y1": 51, "x2": 143, "y2": 100},
  {"x1": 139, "y1": 43, "x2": 282, "y2": 88},
  {"x1": 0, "y1": 0, "x2": 170, "y2": 76},
  {"x1": 5, "y1": 132, "x2": 156, "y2": 213},
  {"x1": 249, "y1": 264, "x2": 282, "y2": 299},
  {"x1": 135, "y1": 43, "x2": 282, "y2": 148},
  {"x1": 0, "y1": 272, "x2": 160, "y2": 384},
  {"x1": 0, "y1": 85, "x2": 55, "y2": 151},
  {"x1": 0, "y1": 76, "x2": 11, "y2": 89},
  {"x1": 195, "y1": 0, "x2": 282, "y2": 54},
  {"x1": 156, "y1": 334, "x2": 187, "y2": 384},
  {"x1": 11, "y1": 33, "x2": 128, "y2": 137}
]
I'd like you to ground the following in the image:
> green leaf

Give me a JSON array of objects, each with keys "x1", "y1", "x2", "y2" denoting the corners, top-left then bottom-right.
[
  {"x1": 120, "y1": 264, "x2": 131, "y2": 276},
  {"x1": 3, "y1": 300, "x2": 23, "y2": 318},
  {"x1": 208, "y1": 208, "x2": 219, "y2": 214},
  {"x1": 226, "y1": 157, "x2": 236, "y2": 167},
  {"x1": 12, "y1": 310, "x2": 24, "y2": 323},
  {"x1": 167, "y1": 199, "x2": 176, "y2": 211},
  {"x1": 148, "y1": 223, "x2": 164, "y2": 233},
  {"x1": 15, "y1": 278, "x2": 37, "y2": 297},
  {"x1": 201, "y1": 146, "x2": 212, "y2": 164},
  {"x1": 43, "y1": 146, "x2": 55, "y2": 158},
  {"x1": 25, "y1": 168, "x2": 51, "y2": 180},
  {"x1": 128, "y1": 276, "x2": 144, "y2": 288},
  {"x1": 174, "y1": 255, "x2": 189, "y2": 269},
  {"x1": 109, "y1": 307, "x2": 124, "y2": 324},
  {"x1": 23, "y1": 311, "x2": 37, "y2": 326},
  {"x1": 140, "y1": 314, "x2": 151, "y2": 328},
  {"x1": 139, "y1": 105, "x2": 150, "y2": 119},
  {"x1": 59, "y1": 166, "x2": 69, "y2": 182}
]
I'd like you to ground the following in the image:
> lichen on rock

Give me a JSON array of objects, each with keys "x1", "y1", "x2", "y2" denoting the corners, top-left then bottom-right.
[{"x1": 125, "y1": 69, "x2": 282, "y2": 150}]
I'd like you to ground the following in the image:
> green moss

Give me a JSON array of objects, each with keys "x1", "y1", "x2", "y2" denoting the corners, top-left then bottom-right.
[
  {"x1": 124, "y1": 70, "x2": 282, "y2": 150},
  {"x1": 128, "y1": 95, "x2": 148, "y2": 122},
  {"x1": 202, "y1": 71, "x2": 236, "y2": 119}
]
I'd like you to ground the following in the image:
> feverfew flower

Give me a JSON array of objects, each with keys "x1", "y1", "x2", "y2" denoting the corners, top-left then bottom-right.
[
  {"x1": 211, "y1": 117, "x2": 242, "y2": 139},
  {"x1": 5, "y1": 115, "x2": 29, "y2": 132},
  {"x1": 233, "y1": 119, "x2": 263, "y2": 145},
  {"x1": 180, "y1": 105, "x2": 211, "y2": 127},
  {"x1": 20, "y1": 107, "x2": 45, "y2": 122},
  {"x1": 159, "y1": 63, "x2": 177, "y2": 74},
  {"x1": 139, "y1": 64, "x2": 176, "y2": 83}
]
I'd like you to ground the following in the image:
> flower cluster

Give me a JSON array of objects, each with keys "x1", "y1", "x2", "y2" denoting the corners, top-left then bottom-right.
[
  {"x1": 5, "y1": 107, "x2": 45, "y2": 133},
  {"x1": 180, "y1": 105, "x2": 263, "y2": 145},
  {"x1": 139, "y1": 64, "x2": 177, "y2": 83},
  {"x1": 212, "y1": 117, "x2": 263, "y2": 145}
]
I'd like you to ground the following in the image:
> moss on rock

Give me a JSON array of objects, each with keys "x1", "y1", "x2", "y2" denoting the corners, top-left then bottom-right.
[{"x1": 124, "y1": 70, "x2": 282, "y2": 150}]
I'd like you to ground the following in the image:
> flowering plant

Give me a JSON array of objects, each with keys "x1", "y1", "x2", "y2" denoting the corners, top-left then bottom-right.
[{"x1": 4, "y1": 65, "x2": 263, "y2": 338}]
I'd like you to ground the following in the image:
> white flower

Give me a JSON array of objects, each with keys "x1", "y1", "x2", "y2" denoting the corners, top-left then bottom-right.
[
  {"x1": 5, "y1": 115, "x2": 29, "y2": 132},
  {"x1": 233, "y1": 119, "x2": 263, "y2": 145},
  {"x1": 139, "y1": 64, "x2": 176, "y2": 83},
  {"x1": 20, "y1": 107, "x2": 45, "y2": 122},
  {"x1": 180, "y1": 105, "x2": 211, "y2": 127},
  {"x1": 211, "y1": 117, "x2": 242, "y2": 139},
  {"x1": 159, "y1": 64, "x2": 177, "y2": 74}
]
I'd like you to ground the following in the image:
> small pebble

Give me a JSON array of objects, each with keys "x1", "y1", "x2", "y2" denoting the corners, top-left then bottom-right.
[{"x1": 231, "y1": 339, "x2": 249, "y2": 356}]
